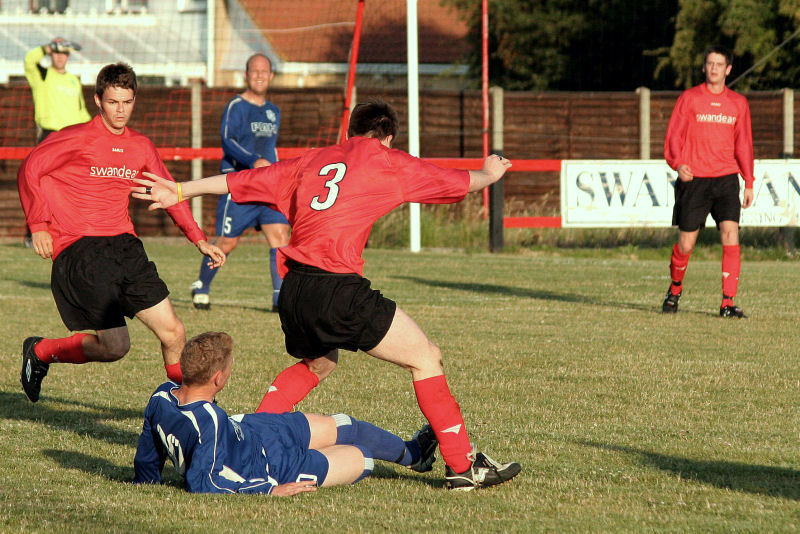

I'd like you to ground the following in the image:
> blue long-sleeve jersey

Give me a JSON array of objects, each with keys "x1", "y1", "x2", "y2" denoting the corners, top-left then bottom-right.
[
  {"x1": 220, "y1": 96, "x2": 280, "y2": 173},
  {"x1": 133, "y1": 382, "x2": 310, "y2": 494}
]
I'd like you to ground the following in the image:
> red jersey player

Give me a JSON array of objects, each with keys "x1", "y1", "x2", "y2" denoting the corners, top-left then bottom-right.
[
  {"x1": 663, "y1": 45, "x2": 754, "y2": 318},
  {"x1": 18, "y1": 63, "x2": 225, "y2": 403},
  {"x1": 133, "y1": 100, "x2": 521, "y2": 491}
]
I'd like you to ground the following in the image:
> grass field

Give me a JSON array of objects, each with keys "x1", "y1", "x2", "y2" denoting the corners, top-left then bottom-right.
[{"x1": 1, "y1": 238, "x2": 798, "y2": 533}]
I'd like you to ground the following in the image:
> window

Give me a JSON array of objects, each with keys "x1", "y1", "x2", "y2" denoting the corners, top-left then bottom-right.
[
  {"x1": 105, "y1": 0, "x2": 148, "y2": 13},
  {"x1": 30, "y1": 0, "x2": 70, "y2": 13},
  {"x1": 177, "y1": 0, "x2": 206, "y2": 13}
]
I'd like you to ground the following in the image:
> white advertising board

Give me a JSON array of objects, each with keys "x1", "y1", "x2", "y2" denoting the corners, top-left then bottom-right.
[{"x1": 560, "y1": 159, "x2": 800, "y2": 228}]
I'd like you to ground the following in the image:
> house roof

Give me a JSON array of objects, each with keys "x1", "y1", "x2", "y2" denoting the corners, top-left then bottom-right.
[{"x1": 241, "y1": 0, "x2": 470, "y2": 65}]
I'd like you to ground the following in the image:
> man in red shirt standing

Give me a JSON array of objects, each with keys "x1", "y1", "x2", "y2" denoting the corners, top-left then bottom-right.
[
  {"x1": 133, "y1": 100, "x2": 521, "y2": 491},
  {"x1": 18, "y1": 63, "x2": 225, "y2": 403},
  {"x1": 663, "y1": 45, "x2": 754, "y2": 318}
]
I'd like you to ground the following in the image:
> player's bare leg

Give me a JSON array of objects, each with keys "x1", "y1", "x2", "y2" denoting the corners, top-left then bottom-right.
[
  {"x1": 718, "y1": 220, "x2": 745, "y2": 317},
  {"x1": 663, "y1": 229, "x2": 700, "y2": 313},
  {"x1": 261, "y1": 222, "x2": 290, "y2": 310},
  {"x1": 367, "y1": 307, "x2": 520, "y2": 489},
  {"x1": 87, "y1": 327, "x2": 131, "y2": 361},
  {"x1": 262, "y1": 223, "x2": 290, "y2": 248},
  {"x1": 317, "y1": 445, "x2": 369, "y2": 486},
  {"x1": 136, "y1": 298, "x2": 187, "y2": 381},
  {"x1": 367, "y1": 307, "x2": 443, "y2": 380},
  {"x1": 192, "y1": 236, "x2": 239, "y2": 310},
  {"x1": 255, "y1": 351, "x2": 337, "y2": 413}
]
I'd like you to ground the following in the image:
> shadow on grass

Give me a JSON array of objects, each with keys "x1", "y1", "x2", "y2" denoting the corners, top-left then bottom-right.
[
  {"x1": 394, "y1": 275, "x2": 711, "y2": 316},
  {"x1": 0, "y1": 390, "x2": 141, "y2": 446},
  {"x1": 43, "y1": 453, "x2": 439, "y2": 492},
  {"x1": 43, "y1": 449, "x2": 137, "y2": 483},
  {"x1": 582, "y1": 440, "x2": 800, "y2": 500},
  {"x1": 0, "y1": 278, "x2": 51, "y2": 291},
  {"x1": 369, "y1": 464, "x2": 445, "y2": 489},
  {"x1": 171, "y1": 297, "x2": 275, "y2": 314}
]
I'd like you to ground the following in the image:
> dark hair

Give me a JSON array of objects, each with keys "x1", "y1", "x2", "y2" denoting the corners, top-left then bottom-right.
[
  {"x1": 95, "y1": 63, "x2": 137, "y2": 98},
  {"x1": 246, "y1": 53, "x2": 272, "y2": 73},
  {"x1": 180, "y1": 332, "x2": 234, "y2": 386},
  {"x1": 347, "y1": 99, "x2": 399, "y2": 140},
  {"x1": 703, "y1": 45, "x2": 733, "y2": 67}
]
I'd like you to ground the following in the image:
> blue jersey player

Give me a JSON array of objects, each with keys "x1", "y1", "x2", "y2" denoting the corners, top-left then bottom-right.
[
  {"x1": 191, "y1": 53, "x2": 290, "y2": 312},
  {"x1": 133, "y1": 331, "x2": 437, "y2": 495}
]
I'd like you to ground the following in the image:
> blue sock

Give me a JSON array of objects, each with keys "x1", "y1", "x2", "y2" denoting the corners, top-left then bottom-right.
[
  {"x1": 196, "y1": 252, "x2": 224, "y2": 294},
  {"x1": 333, "y1": 414, "x2": 412, "y2": 466},
  {"x1": 269, "y1": 247, "x2": 283, "y2": 307}
]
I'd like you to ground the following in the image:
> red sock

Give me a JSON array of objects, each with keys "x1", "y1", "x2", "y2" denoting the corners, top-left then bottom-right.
[
  {"x1": 669, "y1": 243, "x2": 691, "y2": 294},
  {"x1": 722, "y1": 244, "x2": 741, "y2": 306},
  {"x1": 165, "y1": 362, "x2": 183, "y2": 383},
  {"x1": 256, "y1": 362, "x2": 320, "y2": 413},
  {"x1": 413, "y1": 375, "x2": 472, "y2": 473},
  {"x1": 34, "y1": 333, "x2": 89, "y2": 364}
]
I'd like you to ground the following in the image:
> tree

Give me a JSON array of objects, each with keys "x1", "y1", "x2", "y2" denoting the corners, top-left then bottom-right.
[
  {"x1": 442, "y1": 0, "x2": 678, "y2": 90},
  {"x1": 664, "y1": 0, "x2": 800, "y2": 89}
]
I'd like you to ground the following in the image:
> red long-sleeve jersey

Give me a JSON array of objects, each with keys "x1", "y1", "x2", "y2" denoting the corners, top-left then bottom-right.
[
  {"x1": 664, "y1": 83, "x2": 754, "y2": 188},
  {"x1": 227, "y1": 136, "x2": 470, "y2": 276},
  {"x1": 18, "y1": 115, "x2": 206, "y2": 259}
]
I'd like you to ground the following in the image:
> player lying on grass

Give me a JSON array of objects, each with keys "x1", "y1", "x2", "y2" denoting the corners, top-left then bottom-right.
[
  {"x1": 131, "y1": 99, "x2": 520, "y2": 490},
  {"x1": 133, "y1": 332, "x2": 437, "y2": 495},
  {"x1": 17, "y1": 62, "x2": 225, "y2": 404}
]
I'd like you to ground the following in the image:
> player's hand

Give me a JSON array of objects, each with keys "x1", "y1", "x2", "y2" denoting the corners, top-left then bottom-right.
[
  {"x1": 677, "y1": 164, "x2": 693, "y2": 182},
  {"x1": 31, "y1": 230, "x2": 53, "y2": 259},
  {"x1": 253, "y1": 158, "x2": 271, "y2": 168},
  {"x1": 742, "y1": 187, "x2": 754, "y2": 209},
  {"x1": 270, "y1": 481, "x2": 318, "y2": 497},
  {"x1": 197, "y1": 240, "x2": 226, "y2": 269},
  {"x1": 131, "y1": 172, "x2": 179, "y2": 210},
  {"x1": 483, "y1": 153, "x2": 512, "y2": 182}
]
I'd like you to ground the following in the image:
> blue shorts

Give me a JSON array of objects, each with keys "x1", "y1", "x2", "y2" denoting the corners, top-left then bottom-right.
[
  {"x1": 241, "y1": 411, "x2": 329, "y2": 485},
  {"x1": 215, "y1": 194, "x2": 288, "y2": 237}
]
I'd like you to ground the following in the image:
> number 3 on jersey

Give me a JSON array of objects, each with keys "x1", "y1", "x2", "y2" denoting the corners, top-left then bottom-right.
[{"x1": 310, "y1": 163, "x2": 347, "y2": 211}]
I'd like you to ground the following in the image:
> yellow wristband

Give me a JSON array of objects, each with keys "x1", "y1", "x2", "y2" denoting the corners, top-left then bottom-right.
[{"x1": 177, "y1": 182, "x2": 183, "y2": 203}]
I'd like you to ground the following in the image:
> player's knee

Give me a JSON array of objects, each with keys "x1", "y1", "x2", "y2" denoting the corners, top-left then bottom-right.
[
  {"x1": 419, "y1": 343, "x2": 443, "y2": 373},
  {"x1": 99, "y1": 337, "x2": 130, "y2": 361},
  {"x1": 350, "y1": 445, "x2": 373, "y2": 484},
  {"x1": 720, "y1": 229, "x2": 738, "y2": 245},
  {"x1": 306, "y1": 357, "x2": 336, "y2": 380}
]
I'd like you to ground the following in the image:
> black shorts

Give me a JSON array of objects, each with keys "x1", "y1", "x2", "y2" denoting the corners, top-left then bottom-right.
[
  {"x1": 278, "y1": 261, "x2": 397, "y2": 359},
  {"x1": 51, "y1": 234, "x2": 170, "y2": 331},
  {"x1": 672, "y1": 174, "x2": 741, "y2": 231}
]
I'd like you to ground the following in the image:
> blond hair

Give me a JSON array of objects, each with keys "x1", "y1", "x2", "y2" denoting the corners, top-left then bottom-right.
[{"x1": 180, "y1": 332, "x2": 233, "y2": 386}]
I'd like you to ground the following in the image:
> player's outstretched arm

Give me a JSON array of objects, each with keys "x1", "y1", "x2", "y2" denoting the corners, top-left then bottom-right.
[
  {"x1": 468, "y1": 154, "x2": 511, "y2": 192},
  {"x1": 131, "y1": 172, "x2": 230, "y2": 211}
]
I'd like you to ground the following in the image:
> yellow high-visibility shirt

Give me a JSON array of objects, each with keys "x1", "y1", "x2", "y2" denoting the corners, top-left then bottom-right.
[{"x1": 24, "y1": 46, "x2": 91, "y2": 132}]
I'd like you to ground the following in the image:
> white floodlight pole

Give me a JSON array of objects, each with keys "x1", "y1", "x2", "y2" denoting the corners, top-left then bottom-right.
[
  {"x1": 206, "y1": 0, "x2": 216, "y2": 87},
  {"x1": 407, "y1": 0, "x2": 421, "y2": 252}
]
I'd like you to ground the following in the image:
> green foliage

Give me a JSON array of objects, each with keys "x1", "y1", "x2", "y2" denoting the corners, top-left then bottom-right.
[
  {"x1": 442, "y1": 0, "x2": 678, "y2": 90},
  {"x1": 661, "y1": 0, "x2": 800, "y2": 89},
  {"x1": 445, "y1": 0, "x2": 800, "y2": 90},
  {"x1": 2, "y1": 240, "x2": 800, "y2": 532}
]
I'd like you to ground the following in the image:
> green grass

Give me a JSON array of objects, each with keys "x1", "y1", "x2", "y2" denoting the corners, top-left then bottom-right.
[
  {"x1": 1, "y1": 238, "x2": 799, "y2": 533},
  {"x1": 369, "y1": 197, "x2": 800, "y2": 259}
]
